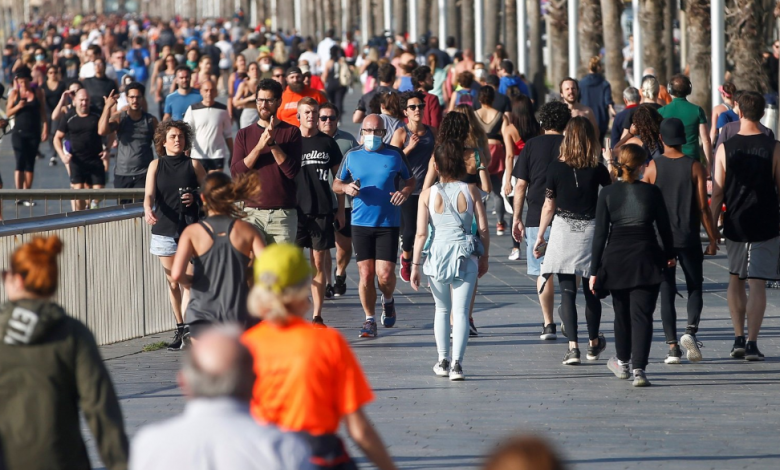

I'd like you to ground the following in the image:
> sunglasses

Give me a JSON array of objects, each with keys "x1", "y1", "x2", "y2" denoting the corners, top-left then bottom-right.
[
  {"x1": 319, "y1": 115, "x2": 338, "y2": 122},
  {"x1": 407, "y1": 104, "x2": 425, "y2": 110}
]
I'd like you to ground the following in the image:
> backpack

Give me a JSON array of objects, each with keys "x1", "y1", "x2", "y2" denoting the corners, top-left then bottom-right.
[
  {"x1": 338, "y1": 57, "x2": 353, "y2": 87},
  {"x1": 455, "y1": 89, "x2": 474, "y2": 107}
]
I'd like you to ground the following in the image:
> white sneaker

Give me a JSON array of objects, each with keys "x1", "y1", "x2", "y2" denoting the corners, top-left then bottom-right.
[
  {"x1": 449, "y1": 360, "x2": 465, "y2": 381},
  {"x1": 680, "y1": 334, "x2": 703, "y2": 362},
  {"x1": 433, "y1": 359, "x2": 450, "y2": 377},
  {"x1": 89, "y1": 201, "x2": 99, "y2": 210},
  {"x1": 508, "y1": 248, "x2": 521, "y2": 260}
]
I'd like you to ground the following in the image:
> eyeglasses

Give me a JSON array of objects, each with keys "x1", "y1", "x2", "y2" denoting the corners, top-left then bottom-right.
[
  {"x1": 319, "y1": 115, "x2": 338, "y2": 122},
  {"x1": 407, "y1": 104, "x2": 425, "y2": 110},
  {"x1": 256, "y1": 98, "x2": 277, "y2": 104},
  {"x1": 360, "y1": 128, "x2": 386, "y2": 136}
]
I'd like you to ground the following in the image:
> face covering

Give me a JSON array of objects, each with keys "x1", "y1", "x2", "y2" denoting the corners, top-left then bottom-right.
[
  {"x1": 363, "y1": 48, "x2": 369, "y2": 55},
  {"x1": 63, "y1": 49, "x2": 73, "y2": 57},
  {"x1": 174, "y1": 54, "x2": 185, "y2": 63},
  {"x1": 364, "y1": 135, "x2": 382, "y2": 151},
  {"x1": 186, "y1": 60, "x2": 198, "y2": 70},
  {"x1": 260, "y1": 63, "x2": 271, "y2": 72},
  {"x1": 35, "y1": 54, "x2": 45, "y2": 61}
]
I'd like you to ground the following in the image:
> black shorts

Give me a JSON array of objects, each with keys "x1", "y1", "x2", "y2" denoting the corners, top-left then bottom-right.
[
  {"x1": 336, "y1": 207, "x2": 352, "y2": 238},
  {"x1": 12, "y1": 132, "x2": 40, "y2": 173},
  {"x1": 70, "y1": 159, "x2": 106, "y2": 186},
  {"x1": 352, "y1": 226, "x2": 400, "y2": 263},
  {"x1": 114, "y1": 173, "x2": 147, "y2": 189},
  {"x1": 195, "y1": 158, "x2": 225, "y2": 172},
  {"x1": 296, "y1": 212, "x2": 336, "y2": 251},
  {"x1": 186, "y1": 319, "x2": 213, "y2": 339}
]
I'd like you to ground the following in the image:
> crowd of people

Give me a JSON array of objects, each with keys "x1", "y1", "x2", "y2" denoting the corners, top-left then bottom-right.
[{"x1": 0, "y1": 10, "x2": 779, "y2": 470}]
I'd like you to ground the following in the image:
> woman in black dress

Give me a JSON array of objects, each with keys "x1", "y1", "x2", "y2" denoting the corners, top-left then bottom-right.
[{"x1": 590, "y1": 144, "x2": 676, "y2": 387}]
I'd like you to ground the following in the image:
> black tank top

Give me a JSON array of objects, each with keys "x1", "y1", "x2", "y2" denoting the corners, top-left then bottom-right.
[
  {"x1": 723, "y1": 134, "x2": 780, "y2": 242},
  {"x1": 13, "y1": 92, "x2": 41, "y2": 135},
  {"x1": 152, "y1": 154, "x2": 200, "y2": 238},
  {"x1": 654, "y1": 156, "x2": 699, "y2": 247}
]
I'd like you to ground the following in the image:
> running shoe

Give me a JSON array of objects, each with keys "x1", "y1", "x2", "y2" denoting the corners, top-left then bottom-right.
[
  {"x1": 664, "y1": 344, "x2": 683, "y2": 364},
  {"x1": 540, "y1": 323, "x2": 557, "y2": 340},
  {"x1": 359, "y1": 319, "x2": 377, "y2": 338},
  {"x1": 400, "y1": 257, "x2": 412, "y2": 283},
  {"x1": 469, "y1": 318, "x2": 478, "y2": 337},
  {"x1": 496, "y1": 221, "x2": 506, "y2": 236},
  {"x1": 562, "y1": 347, "x2": 581, "y2": 365},
  {"x1": 730, "y1": 335, "x2": 746, "y2": 358},
  {"x1": 680, "y1": 333, "x2": 703, "y2": 362},
  {"x1": 380, "y1": 295, "x2": 397, "y2": 327},
  {"x1": 49, "y1": 156, "x2": 58, "y2": 166},
  {"x1": 632, "y1": 369, "x2": 651, "y2": 387},
  {"x1": 433, "y1": 359, "x2": 450, "y2": 377},
  {"x1": 586, "y1": 333, "x2": 607, "y2": 360},
  {"x1": 89, "y1": 201, "x2": 99, "y2": 210},
  {"x1": 333, "y1": 269, "x2": 347, "y2": 297},
  {"x1": 21, "y1": 200, "x2": 36, "y2": 207},
  {"x1": 324, "y1": 284, "x2": 334, "y2": 299},
  {"x1": 449, "y1": 360, "x2": 465, "y2": 381},
  {"x1": 607, "y1": 356, "x2": 631, "y2": 379},
  {"x1": 507, "y1": 248, "x2": 521, "y2": 260},
  {"x1": 745, "y1": 341, "x2": 765, "y2": 361},
  {"x1": 167, "y1": 327, "x2": 185, "y2": 351},
  {"x1": 312, "y1": 316, "x2": 325, "y2": 327}
]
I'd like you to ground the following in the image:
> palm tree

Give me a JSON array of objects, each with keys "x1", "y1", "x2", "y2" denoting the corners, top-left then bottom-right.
[
  {"x1": 601, "y1": 0, "x2": 626, "y2": 103},
  {"x1": 462, "y1": 0, "x2": 476, "y2": 51},
  {"x1": 394, "y1": 0, "x2": 406, "y2": 36},
  {"x1": 546, "y1": 0, "x2": 569, "y2": 88},
  {"x1": 726, "y1": 0, "x2": 773, "y2": 93},
  {"x1": 640, "y1": 0, "x2": 667, "y2": 83},
  {"x1": 485, "y1": 0, "x2": 501, "y2": 59},
  {"x1": 686, "y1": 0, "x2": 711, "y2": 111},
  {"x1": 505, "y1": 0, "x2": 518, "y2": 65},
  {"x1": 579, "y1": 0, "x2": 603, "y2": 76},
  {"x1": 528, "y1": 0, "x2": 546, "y2": 99}
]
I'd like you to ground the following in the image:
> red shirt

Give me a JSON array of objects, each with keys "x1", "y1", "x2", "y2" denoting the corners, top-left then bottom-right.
[
  {"x1": 230, "y1": 119, "x2": 302, "y2": 209},
  {"x1": 421, "y1": 90, "x2": 443, "y2": 129}
]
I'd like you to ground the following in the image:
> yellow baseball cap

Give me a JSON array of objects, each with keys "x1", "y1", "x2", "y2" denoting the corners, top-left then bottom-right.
[{"x1": 253, "y1": 243, "x2": 313, "y2": 293}]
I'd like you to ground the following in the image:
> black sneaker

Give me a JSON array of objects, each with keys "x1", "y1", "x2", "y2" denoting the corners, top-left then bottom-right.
[
  {"x1": 333, "y1": 269, "x2": 347, "y2": 297},
  {"x1": 469, "y1": 318, "x2": 478, "y2": 337},
  {"x1": 324, "y1": 284, "x2": 334, "y2": 299},
  {"x1": 540, "y1": 323, "x2": 557, "y2": 340},
  {"x1": 730, "y1": 335, "x2": 746, "y2": 358},
  {"x1": 558, "y1": 305, "x2": 568, "y2": 339},
  {"x1": 312, "y1": 316, "x2": 326, "y2": 327},
  {"x1": 664, "y1": 344, "x2": 683, "y2": 364},
  {"x1": 745, "y1": 341, "x2": 765, "y2": 361},
  {"x1": 167, "y1": 328, "x2": 185, "y2": 351},
  {"x1": 562, "y1": 348, "x2": 581, "y2": 365},
  {"x1": 586, "y1": 334, "x2": 607, "y2": 360}
]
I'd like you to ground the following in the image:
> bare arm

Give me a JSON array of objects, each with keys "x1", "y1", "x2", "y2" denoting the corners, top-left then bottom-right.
[
  {"x1": 535, "y1": 197, "x2": 556, "y2": 251},
  {"x1": 5, "y1": 90, "x2": 24, "y2": 118},
  {"x1": 37, "y1": 88, "x2": 48, "y2": 140},
  {"x1": 641, "y1": 159, "x2": 657, "y2": 184},
  {"x1": 344, "y1": 409, "x2": 398, "y2": 470},
  {"x1": 709, "y1": 144, "x2": 726, "y2": 229},
  {"x1": 410, "y1": 189, "x2": 430, "y2": 291},
  {"x1": 171, "y1": 229, "x2": 195, "y2": 285},
  {"x1": 472, "y1": 184, "x2": 491, "y2": 277},
  {"x1": 709, "y1": 108, "x2": 720, "y2": 144},
  {"x1": 144, "y1": 160, "x2": 160, "y2": 225},
  {"x1": 511, "y1": 178, "x2": 528, "y2": 242},
  {"x1": 692, "y1": 161, "x2": 719, "y2": 254},
  {"x1": 422, "y1": 157, "x2": 437, "y2": 190},
  {"x1": 352, "y1": 109, "x2": 365, "y2": 123},
  {"x1": 53, "y1": 130, "x2": 68, "y2": 162},
  {"x1": 699, "y1": 123, "x2": 712, "y2": 173}
]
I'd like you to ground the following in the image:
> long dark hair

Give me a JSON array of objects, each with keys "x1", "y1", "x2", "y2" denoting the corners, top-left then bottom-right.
[
  {"x1": 434, "y1": 141, "x2": 467, "y2": 180},
  {"x1": 509, "y1": 94, "x2": 541, "y2": 143}
]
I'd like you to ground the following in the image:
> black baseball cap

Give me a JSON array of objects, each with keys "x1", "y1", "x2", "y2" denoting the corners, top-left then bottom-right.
[
  {"x1": 660, "y1": 118, "x2": 686, "y2": 146},
  {"x1": 286, "y1": 66, "x2": 302, "y2": 76}
]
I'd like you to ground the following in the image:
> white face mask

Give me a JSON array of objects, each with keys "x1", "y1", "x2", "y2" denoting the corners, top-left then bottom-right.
[
  {"x1": 260, "y1": 63, "x2": 271, "y2": 72},
  {"x1": 63, "y1": 49, "x2": 73, "y2": 57}
]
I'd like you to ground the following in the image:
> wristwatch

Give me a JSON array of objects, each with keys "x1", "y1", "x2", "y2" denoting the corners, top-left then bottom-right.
[
  {"x1": 268, "y1": 138, "x2": 277, "y2": 147},
  {"x1": 477, "y1": 165, "x2": 486, "y2": 171}
]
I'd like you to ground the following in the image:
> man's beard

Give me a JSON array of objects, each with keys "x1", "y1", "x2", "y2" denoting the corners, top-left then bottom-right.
[
  {"x1": 289, "y1": 82, "x2": 304, "y2": 93},
  {"x1": 423, "y1": 82, "x2": 434, "y2": 91}
]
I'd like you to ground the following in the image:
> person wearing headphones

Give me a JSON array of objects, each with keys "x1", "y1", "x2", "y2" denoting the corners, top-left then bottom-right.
[
  {"x1": 658, "y1": 74, "x2": 712, "y2": 173},
  {"x1": 560, "y1": 77, "x2": 598, "y2": 132}
]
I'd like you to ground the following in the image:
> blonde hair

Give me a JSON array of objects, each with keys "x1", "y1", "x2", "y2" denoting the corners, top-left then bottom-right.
[
  {"x1": 611, "y1": 144, "x2": 647, "y2": 183},
  {"x1": 559, "y1": 117, "x2": 600, "y2": 169},
  {"x1": 247, "y1": 281, "x2": 311, "y2": 324}
]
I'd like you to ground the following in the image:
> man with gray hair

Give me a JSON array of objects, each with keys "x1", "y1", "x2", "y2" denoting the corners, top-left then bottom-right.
[
  {"x1": 129, "y1": 326, "x2": 312, "y2": 470},
  {"x1": 610, "y1": 86, "x2": 640, "y2": 147},
  {"x1": 615, "y1": 76, "x2": 665, "y2": 144}
]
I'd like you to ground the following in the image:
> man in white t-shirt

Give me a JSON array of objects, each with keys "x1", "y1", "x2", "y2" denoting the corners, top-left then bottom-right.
[
  {"x1": 316, "y1": 29, "x2": 337, "y2": 75},
  {"x1": 298, "y1": 40, "x2": 320, "y2": 76},
  {"x1": 183, "y1": 80, "x2": 233, "y2": 172}
]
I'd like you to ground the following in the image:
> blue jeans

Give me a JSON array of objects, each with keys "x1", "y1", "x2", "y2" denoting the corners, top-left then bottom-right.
[{"x1": 429, "y1": 260, "x2": 478, "y2": 363}]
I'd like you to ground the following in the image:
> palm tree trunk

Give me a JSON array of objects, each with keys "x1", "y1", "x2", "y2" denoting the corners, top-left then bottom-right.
[
  {"x1": 448, "y1": 1, "x2": 460, "y2": 47},
  {"x1": 505, "y1": 0, "x2": 518, "y2": 67},
  {"x1": 579, "y1": 0, "x2": 603, "y2": 76},
  {"x1": 726, "y1": 0, "x2": 773, "y2": 93},
  {"x1": 528, "y1": 0, "x2": 546, "y2": 99},
  {"x1": 418, "y1": 0, "x2": 431, "y2": 40},
  {"x1": 664, "y1": 0, "x2": 675, "y2": 79},
  {"x1": 461, "y1": 0, "x2": 476, "y2": 51},
  {"x1": 546, "y1": 0, "x2": 569, "y2": 88},
  {"x1": 601, "y1": 0, "x2": 626, "y2": 104},
  {"x1": 686, "y1": 0, "x2": 711, "y2": 110},
  {"x1": 640, "y1": 0, "x2": 667, "y2": 83},
  {"x1": 394, "y1": 0, "x2": 406, "y2": 38},
  {"x1": 485, "y1": 0, "x2": 501, "y2": 58}
]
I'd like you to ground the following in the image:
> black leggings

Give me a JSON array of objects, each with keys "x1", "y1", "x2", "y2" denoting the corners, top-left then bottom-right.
[
  {"x1": 558, "y1": 274, "x2": 602, "y2": 343},
  {"x1": 400, "y1": 194, "x2": 420, "y2": 254},
  {"x1": 660, "y1": 245, "x2": 704, "y2": 343},
  {"x1": 326, "y1": 85, "x2": 348, "y2": 118},
  {"x1": 611, "y1": 284, "x2": 660, "y2": 371},
  {"x1": 12, "y1": 132, "x2": 40, "y2": 173}
]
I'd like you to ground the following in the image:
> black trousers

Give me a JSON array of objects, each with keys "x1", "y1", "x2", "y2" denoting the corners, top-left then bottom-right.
[
  {"x1": 558, "y1": 274, "x2": 602, "y2": 343},
  {"x1": 611, "y1": 284, "x2": 660, "y2": 371},
  {"x1": 326, "y1": 85, "x2": 348, "y2": 118},
  {"x1": 660, "y1": 245, "x2": 704, "y2": 343},
  {"x1": 400, "y1": 194, "x2": 420, "y2": 254}
]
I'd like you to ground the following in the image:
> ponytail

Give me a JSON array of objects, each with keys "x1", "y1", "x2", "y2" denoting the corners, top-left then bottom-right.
[
  {"x1": 611, "y1": 144, "x2": 646, "y2": 183},
  {"x1": 201, "y1": 172, "x2": 261, "y2": 218}
]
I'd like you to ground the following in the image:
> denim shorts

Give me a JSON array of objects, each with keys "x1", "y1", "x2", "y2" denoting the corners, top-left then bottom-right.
[
  {"x1": 150, "y1": 234, "x2": 178, "y2": 257},
  {"x1": 525, "y1": 226, "x2": 551, "y2": 276}
]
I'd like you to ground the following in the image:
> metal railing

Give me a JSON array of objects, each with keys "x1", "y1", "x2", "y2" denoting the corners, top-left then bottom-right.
[
  {"x1": 0, "y1": 189, "x2": 145, "y2": 220},
  {"x1": 0, "y1": 205, "x2": 173, "y2": 345}
]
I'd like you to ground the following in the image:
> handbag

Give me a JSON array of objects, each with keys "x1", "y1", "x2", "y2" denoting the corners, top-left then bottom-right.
[{"x1": 435, "y1": 183, "x2": 484, "y2": 257}]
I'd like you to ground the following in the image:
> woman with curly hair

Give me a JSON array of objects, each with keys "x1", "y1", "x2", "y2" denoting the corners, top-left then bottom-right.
[
  {"x1": 532, "y1": 117, "x2": 611, "y2": 365},
  {"x1": 144, "y1": 120, "x2": 207, "y2": 350},
  {"x1": 614, "y1": 104, "x2": 663, "y2": 161}
]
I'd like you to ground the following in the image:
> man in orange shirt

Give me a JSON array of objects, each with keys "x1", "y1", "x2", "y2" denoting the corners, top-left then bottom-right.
[
  {"x1": 278, "y1": 66, "x2": 328, "y2": 126},
  {"x1": 242, "y1": 243, "x2": 398, "y2": 470}
]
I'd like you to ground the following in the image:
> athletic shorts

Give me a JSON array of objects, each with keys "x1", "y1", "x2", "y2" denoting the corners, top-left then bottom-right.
[
  {"x1": 194, "y1": 158, "x2": 224, "y2": 172},
  {"x1": 70, "y1": 159, "x2": 106, "y2": 186},
  {"x1": 296, "y1": 213, "x2": 336, "y2": 251},
  {"x1": 336, "y1": 207, "x2": 352, "y2": 238},
  {"x1": 726, "y1": 236, "x2": 780, "y2": 280},
  {"x1": 525, "y1": 226, "x2": 550, "y2": 276},
  {"x1": 352, "y1": 226, "x2": 400, "y2": 263}
]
